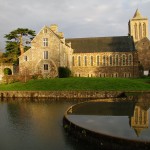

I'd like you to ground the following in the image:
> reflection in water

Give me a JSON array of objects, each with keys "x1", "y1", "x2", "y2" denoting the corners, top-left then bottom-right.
[
  {"x1": 0, "y1": 100, "x2": 89, "y2": 150},
  {"x1": 129, "y1": 95, "x2": 150, "y2": 137},
  {"x1": 67, "y1": 95, "x2": 150, "y2": 141},
  {"x1": 0, "y1": 94, "x2": 150, "y2": 150}
]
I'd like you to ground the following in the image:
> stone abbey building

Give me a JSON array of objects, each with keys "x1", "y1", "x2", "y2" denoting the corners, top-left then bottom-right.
[{"x1": 19, "y1": 9, "x2": 150, "y2": 78}]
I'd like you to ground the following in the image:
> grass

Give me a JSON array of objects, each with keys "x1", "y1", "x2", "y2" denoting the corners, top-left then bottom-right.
[{"x1": 0, "y1": 77, "x2": 150, "y2": 91}]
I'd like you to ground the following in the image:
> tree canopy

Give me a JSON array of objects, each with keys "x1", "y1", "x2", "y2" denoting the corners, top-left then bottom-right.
[{"x1": 3, "y1": 28, "x2": 36, "y2": 65}]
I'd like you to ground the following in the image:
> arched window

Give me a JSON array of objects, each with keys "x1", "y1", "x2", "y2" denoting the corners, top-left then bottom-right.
[
  {"x1": 78, "y1": 56, "x2": 81, "y2": 66},
  {"x1": 97, "y1": 56, "x2": 100, "y2": 66},
  {"x1": 128, "y1": 54, "x2": 132, "y2": 66},
  {"x1": 103, "y1": 55, "x2": 106, "y2": 66},
  {"x1": 72, "y1": 56, "x2": 75, "y2": 66},
  {"x1": 122, "y1": 54, "x2": 126, "y2": 66},
  {"x1": 4, "y1": 68, "x2": 12, "y2": 75},
  {"x1": 91, "y1": 56, "x2": 93, "y2": 66},
  {"x1": 134, "y1": 23, "x2": 138, "y2": 40},
  {"x1": 139, "y1": 23, "x2": 142, "y2": 39},
  {"x1": 143, "y1": 23, "x2": 146, "y2": 37},
  {"x1": 115, "y1": 55, "x2": 119, "y2": 66},
  {"x1": 109, "y1": 55, "x2": 113, "y2": 66},
  {"x1": 84, "y1": 56, "x2": 87, "y2": 66}
]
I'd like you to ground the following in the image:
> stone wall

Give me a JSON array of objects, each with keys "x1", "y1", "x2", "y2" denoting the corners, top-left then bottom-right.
[
  {"x1": 0, "y1": 91, "x2": 124, "y2": 99},
  {"x1": 72, "y1": 52, "x2": 139, "y2": 77},
  {"x1": 19, "y1": 25, "x2": 73, "y2": 78},
  {"x1": 135, "y1": 38, "x2": 150, "y2": 71},
  {"x1": 0, "y1": 63, "x2": 14, "y2": 80}
]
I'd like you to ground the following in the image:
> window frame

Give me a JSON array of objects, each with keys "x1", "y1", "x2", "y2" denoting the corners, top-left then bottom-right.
[
  {"x1": 43, "y1": 38, "x2": 48, "y2": 47},
  {"x1": 43, "y1": 51, "x2": 48, "y2": 59},
  {"x1": 44, "y1": 64, "x2": 48, "y2": 71}
]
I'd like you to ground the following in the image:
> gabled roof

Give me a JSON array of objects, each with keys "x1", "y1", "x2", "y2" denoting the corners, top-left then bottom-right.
[{"x1": 66, "y1": 36, "x2": 135, "y2": 53}]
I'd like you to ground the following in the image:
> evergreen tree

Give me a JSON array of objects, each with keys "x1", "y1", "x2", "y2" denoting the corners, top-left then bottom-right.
[{"x1": 3, "y1": 28, "x2": 36, "y2": 65}]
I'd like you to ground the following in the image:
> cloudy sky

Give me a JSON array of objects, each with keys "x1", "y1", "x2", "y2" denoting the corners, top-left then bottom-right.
[{"x1": 0, "y1": 0, "x2": 150, "y2": 51}]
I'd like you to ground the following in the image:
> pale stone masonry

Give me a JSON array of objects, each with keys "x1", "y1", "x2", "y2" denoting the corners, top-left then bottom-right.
[
  {"x1": 128, "y1": 9, "x2": 149, "y2": 42},
  {"x1": 18, "y1": 9, "x2": 150, "y2": 78},
  {"x1": 19, "y1": 24, "x2": 73, "y2": 78},
  {"x1": 66, "y1": 36, "x2": 139, "y2": 78},
  {"x1": 128, "y1": 9, "x2": 150, "y2": 75}
]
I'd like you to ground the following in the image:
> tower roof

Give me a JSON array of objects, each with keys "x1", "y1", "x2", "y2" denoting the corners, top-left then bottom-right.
[{"x1": 133, "y1": 9, "x2": 143, "y2": 19}]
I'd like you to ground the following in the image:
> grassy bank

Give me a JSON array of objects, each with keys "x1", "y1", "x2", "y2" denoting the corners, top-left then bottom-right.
[{"x1": 0, "y1": 77, "x2": 150, "y2": 91}]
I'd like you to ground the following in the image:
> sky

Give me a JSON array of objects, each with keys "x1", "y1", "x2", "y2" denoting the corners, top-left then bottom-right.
[{"x1": 0, "y1": 0, "x2": 150, "y2": 51}]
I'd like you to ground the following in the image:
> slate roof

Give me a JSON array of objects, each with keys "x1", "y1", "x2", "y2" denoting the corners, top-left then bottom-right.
[{"x1": 66, "y1": 36, "x2": 135, "y2": 53}]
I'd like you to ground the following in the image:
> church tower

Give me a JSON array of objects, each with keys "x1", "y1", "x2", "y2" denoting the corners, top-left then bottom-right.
[{"x1": 128, "y1": 9, "x2": 149, "y2": 42}]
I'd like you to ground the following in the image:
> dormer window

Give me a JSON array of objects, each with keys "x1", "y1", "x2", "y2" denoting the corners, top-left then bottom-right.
[{"x1": 43, "y1": 38, "x2": 48, "y2": 47}]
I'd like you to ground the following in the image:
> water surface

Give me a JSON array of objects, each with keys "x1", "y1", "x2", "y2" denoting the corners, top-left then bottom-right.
[{"x1": 0, "y1": 99, "x2": 93, "y2": 150}]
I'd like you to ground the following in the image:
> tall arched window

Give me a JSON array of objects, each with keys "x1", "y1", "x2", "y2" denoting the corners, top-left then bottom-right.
[
  {"x1": 128, "y1": 54, "x2": 132, "y2": 66},
  {"x1": 84, "y1": 56, "x2": 87, "y2": 66},
  {"x1": 91, "y1": 56, "x2": 93, "y2": 66},
  {"x1": 72, "y1": 56, "x2": 75, "y2": 66},
  {"x1": 134, "y1": 23, "x2": 138, "y2": 40},
  {"x1": 103, "y1": 55, "x2": 106, "y2": 66},
  {"x1": 109, "y1": 55, "x2": 113, "y2": 66},
  {"x1": 122, "y1": 54, "x2": 126, "y2": 66},
  {"x1": 115, "y1": 55, "x2": 119, "y2": 66},
  {"x1": 78, "y1": 56, "x2": 81, "y2": 66},
  {"x1": 143, "y1": 23, "x2": 146, "y2": 37},
  {"x1": 139, "y1": 23, "x2": 142, "y2": 39},
  {"x1": 97, "y1": 56, "x2": 100, "y2": 66}
]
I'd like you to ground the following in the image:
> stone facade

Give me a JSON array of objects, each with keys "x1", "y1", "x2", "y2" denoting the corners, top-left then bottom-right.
[
  {"x1": 19, "y1": 24, "x2": 73, "y2": 78},
  {"x1": 0, "y1": 63, "x2": 14, "y2": 80},
  {"x1": 128, "y1": 9, "x2": 149, "y2": 42},
  {"x1": 135, "y1": 38, "x2": 150, "y2": 75},
  {"x1": 128, "y1": 9, "x2": 150, "y2": 75},
  {"x1": 72, "y1": 52, "x2": 139, "y2": 78},
  {"x1": 18, "y1": 10, "x2": 150, "y2": 78}
]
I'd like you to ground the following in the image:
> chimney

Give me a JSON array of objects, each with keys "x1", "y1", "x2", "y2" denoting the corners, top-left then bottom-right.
[
  {"x1": 50, "y1": 24, "x2": 58, "y2": 33},
  {"x1": 58, "y1": 32, "x2": 64, "y2": 38}
]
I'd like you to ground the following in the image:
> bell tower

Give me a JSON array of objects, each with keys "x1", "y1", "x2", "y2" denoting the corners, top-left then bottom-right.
[{"x1": 128, "y1": 9, "x2": 149, "y2": 42}]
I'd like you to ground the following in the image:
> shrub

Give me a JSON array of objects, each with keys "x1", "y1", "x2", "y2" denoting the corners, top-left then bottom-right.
[{"x1": 58, "y1": 67, "x2": 71, "y2": 78}]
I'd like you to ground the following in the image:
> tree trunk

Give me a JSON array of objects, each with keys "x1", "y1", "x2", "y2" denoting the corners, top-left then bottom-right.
[{"x1": 19, "y1": 34, "x2": 24, "y2": 55}]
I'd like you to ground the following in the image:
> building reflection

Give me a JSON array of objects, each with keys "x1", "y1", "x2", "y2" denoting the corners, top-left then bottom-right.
[
  {"x1": 68, "y1": 94, "x2": 150, "y2": 137},
  {"x1": 129, "y1": 94, "x2": 150, "y2": 136}
]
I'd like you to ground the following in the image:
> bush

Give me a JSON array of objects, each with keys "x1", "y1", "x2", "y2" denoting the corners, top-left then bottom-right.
[
  {"x1": 2, "y1": 75, "x2": 19, "y2": 84},
  {"x1": 58, "y1": 67, "x2": 71, "y2": 78}
]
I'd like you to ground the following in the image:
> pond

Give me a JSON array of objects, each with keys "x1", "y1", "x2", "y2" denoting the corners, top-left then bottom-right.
[
  {"x1": 64, "y1": 93, "x2": 150, "y2": 149},
  {"x1": 0, "y1": 93, "x2": 150, "y2": 150},
  {"x1": 0, "y1": 99, "x2": 94, "y2": 150}
]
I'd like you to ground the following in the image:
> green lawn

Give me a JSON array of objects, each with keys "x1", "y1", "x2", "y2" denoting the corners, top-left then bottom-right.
[{"x1": 0, "y1": 77, "x2": 150, "y2": 91}]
